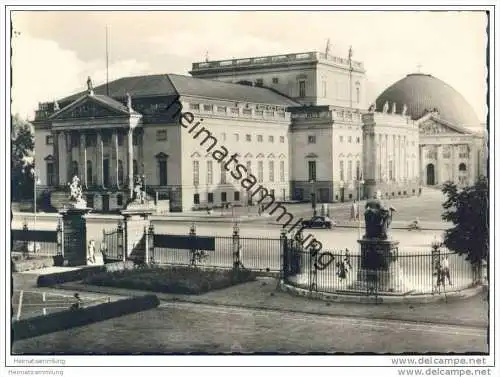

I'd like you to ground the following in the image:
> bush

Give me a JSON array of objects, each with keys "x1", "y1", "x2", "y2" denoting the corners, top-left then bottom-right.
[
  {"x1": 37, "y1": 266, "x2": 105, "y2": 287},
  {"x1": 12, "y1": 255, "x2": 54, "y2": 272},
  {"x1": 84, "y1": 266, "x2": 256, "y2": 294}
]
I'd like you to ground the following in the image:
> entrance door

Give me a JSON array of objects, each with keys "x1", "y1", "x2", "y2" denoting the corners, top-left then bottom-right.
[
  {"x1": 319, "y1": 188, "x2": 329, "y2": 202},
  {"x1": 426, "y1": 164, "x2": 435, "y2": 185},
  {"x1": 103, "y1": 159, "x2": 110, "y2": 188},
  {"x1": 102, "y1": 194, "x2": 110, "y2": 212}
]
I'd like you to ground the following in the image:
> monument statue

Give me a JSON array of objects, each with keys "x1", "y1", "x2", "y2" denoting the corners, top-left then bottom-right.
[
  {"x1": 382, "y1": 101, "x2": 389, "y2": 113},
  {"x1": 364, "y1": 194, "x2": 396, "y2": 240},
  {"x1": 402, "y1": 104, "x2": 408, "y2": 116},
  {"x1": 87, "y1": 76, "x2": 93, "y2": 92},
  {"x1": 68, "y1": 176, "x2": 87, "y2": 209}
]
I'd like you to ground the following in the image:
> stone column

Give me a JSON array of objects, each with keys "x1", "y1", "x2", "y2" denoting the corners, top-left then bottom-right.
[
  {"x1": 58, "y1": 132, "x2": 68, "y2": 185},
  {"x1": 96, "y1": 130, "x2": 104, "y2": 187},
  {"x1": 112, "y1": 129, "x2": 119, "y2": 188},
  {"x1": 419, "y1": 145, "x2": 424, "y2": 185},
  {"x1": 79, "y1": 132, "x2": 87, "y2": 187},
  {"x1": 52, "y1": 131, "x2": 60, "y2": 186},
  {"x1": 436, "y1": 145, "x2": 442, "y2": 185},
  {"x1": 127, "y1": 129, "x2": 134, "y2": 197},
  {"x1": 451, "y1": 145, "x2": 457, "y2": 183}
]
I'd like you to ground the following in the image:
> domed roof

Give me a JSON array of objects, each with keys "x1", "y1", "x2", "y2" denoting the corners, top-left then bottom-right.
[{"x1": 375, "y1": 73, "x2": 480, "y2": 127}]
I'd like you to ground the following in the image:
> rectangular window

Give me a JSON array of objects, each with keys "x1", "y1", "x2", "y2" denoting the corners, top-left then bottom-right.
[
  {"x1": 156, "y1": 129, "x2": 167, "y2": 141},
  {"x1": 234, "y1": 133, "x2": 239, "y2": 142},
  {"x1": 221, "y1": 192, "x2": 227, "y2": 202},
  {"x1": 280, "y1": 136, "x2": 285, "y2": 143},
  {"x1": 269, "y1": 161, "x2": 275, "y2": 182},
  {"x1": 203, "y1": 104, "x2": 213, "y2": 111},
  {"x1": 45, "y1": 135, "x2": 53, "y2": 145},
  {"x1": 193, "y1": 160, "x2": 199, "y2": 185},
  {"x1": 308, "y1": 135, "x2": 316, "y2": 144},
  {"x1": 269, "y1": 135, "x2": 274, "y2": 143},
  {"x1": 272, "y1": 77, "x2": 279, "y2": 84},
  {"x1": 308, "y1": 161, "x2": 316, "y2": 181},
  {"x1": 256, "y1": 78, "x2": 264, "y2": 87},
  {"x1": 340, "y1": 160, "x2": 344, "y2": 181},
  {"x1": 158, "y1": 160, "x2": 167, "y2": 186},
  {"x1": 208, "y1": 193, "x2": 214, "y2": 203},
  {"x1": 246, "y1": 134, "x2": 252, "y2": 142},
  {"x1": 47, "y1": 162, "x2": 55, "y2": 186},
  {"x1": 194, "y1": 194, "x2": 200, "y2": 205},
  {"x1": 322, "y1": 81, "x2": 327, "y2": 98},
  {"x1": 246, "y1": 161, "x2": 252, "y2": 174},
  {"x1": 189, "y1": 103, "x2": 200, "y2": 110},
  {"x1": 280, "y1": 161, "x2": 285, "y2": 182},
  {"x1": 348, "y1": 136, "x2": 352, "y2": 143},
  {"x1": 348, "y1": 160, "x2": 353, "y2": 180},
  {"x1": 234, "y1": 191, "x2": 240, "y2": 201},
  {"x1": 258, "y1": 161, "x2": 264, "y2": 183},
  {"x1": 257, "y1": 135, "x2": 263, "y2": 142},
  {"x1": 356, "y1": 160, "x2": 361, "y2": 180},
  {"x1": 206, "y1": 161, "x2": 213, "y2": 184},
  {"x1": 221, "y1": 133, "x2": 227, "y2": 141},
  {"x1": 220, "y1": 163, "x2": 227, "y2": 184},
  {"x1": 356, "y1": 137, "x2": 360, "y2": 144},
  {"x1": 339, "y1": 136, "x2": 344, "y2": 143},
  {"x1": 299, "y1": 80, "x2": 306, "y2": 98},
  {"x1": 356, "y1": 87, "x2": 360, "y2": 104}
]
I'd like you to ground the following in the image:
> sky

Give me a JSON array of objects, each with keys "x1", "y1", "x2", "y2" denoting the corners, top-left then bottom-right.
[{"x1": 10, "y1": 10, "x2": 488, "y2": 123}]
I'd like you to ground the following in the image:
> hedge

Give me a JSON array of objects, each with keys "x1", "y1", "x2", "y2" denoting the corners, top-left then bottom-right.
[
  {"x1": 12, "y1": 294, "x2": 160, "y2": 341},
  {"x1": 12, "y1": 256, "x2": 55, "y2": 272},
  {"x1": 36, "y1": 261, "x2": 136, "y2": 287}
]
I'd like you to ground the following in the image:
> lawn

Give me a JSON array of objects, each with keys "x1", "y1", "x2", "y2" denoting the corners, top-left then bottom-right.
[{"x1": 83, "y1": 265, "x2": 256, "y2": 294}]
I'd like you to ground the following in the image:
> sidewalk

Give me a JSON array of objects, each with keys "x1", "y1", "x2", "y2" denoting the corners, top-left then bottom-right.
[
  {"x1": 55, "y1": 277, "x2": 487, "y2": 328},
  {"x1": 265, "y1": 219, "x2": 450, "y2": 230}
]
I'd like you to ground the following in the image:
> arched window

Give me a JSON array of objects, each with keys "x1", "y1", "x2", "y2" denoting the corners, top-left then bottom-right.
[
  {"x1": 71, "y1": 161, "x2": 79, "y2": 178},
  {"x1": 459, "y1": 163, "x2": 467, "y2": 171},
  {"x1": 86, "y1": 160, "x2": 93, "y2": 186},
  {"x1": 133, "y1": 160, "x2": 138, "y2": 177},
  {"x1": 356, "y1": 87, "x2": 360, "y2": 104},
  {"x1": 118, "y1": 160, "x2": 124, "y2": 186}
]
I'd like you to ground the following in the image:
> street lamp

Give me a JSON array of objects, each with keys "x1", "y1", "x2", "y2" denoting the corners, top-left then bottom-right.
[
  {"x1": 358, "y1": 178, "x2": 365, "y2": 240},
  {"x1": 31, "y1": 168, "x2": 41, "y2": 229}
]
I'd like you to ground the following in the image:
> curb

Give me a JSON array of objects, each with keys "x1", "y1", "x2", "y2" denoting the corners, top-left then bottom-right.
[
  {"x1": 52, "y1": 280, "x2": 487, "y2": 329},
  {"x1": 265, "y1": 222, "x2": 449, "y2": 231}
]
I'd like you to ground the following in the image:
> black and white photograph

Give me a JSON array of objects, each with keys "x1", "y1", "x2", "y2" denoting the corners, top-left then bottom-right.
[{"x1": 1, "y1": 3, "x2": 497, "y2": 376}]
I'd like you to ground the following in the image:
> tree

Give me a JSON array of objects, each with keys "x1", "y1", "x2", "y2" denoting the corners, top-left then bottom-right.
[
  {"x1": 11, "y1": 114, "x2": 34, "y2": 201},
  {"x1": 441, "y1": 176, "x2": 489, "y2": 266}
]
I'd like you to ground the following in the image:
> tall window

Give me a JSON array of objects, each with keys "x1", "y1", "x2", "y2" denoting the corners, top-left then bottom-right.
[
  {"x1": 258, "y1": 161, "x2": 264, "y2": 183},
  {"x1": 207, "y1": 193, "x2": 214, "y2": 203},
  {"x1": 280, "y1": 136, "x2": 285, "y2": 143},
  {"x1": 269, "y1": 161, "x2": 275, "y2": 182},
  {"x1": 194, "y1": 194, "x2": 200, "y2": 205},
  {"x1": 206, "y1": 161, "x2": 213, "y2": 184},
  {"x1": 47, "y1": 162, "x2": 55, "y2": 186},
  {"x1": 280, "y1": 161, "x2": 285, "y2": 182},
  {"x1": 133, "y1": 160, "x2": 138, "y2": 177},
  {"x1": 356, "y1": 160, "x2": 361, "y2": 180},
  {"x1": 221, "y1": 192, "x2": 227, "y2": 202},
  {"x1": 339, "y1": 160, "x2": 344, "y2": 181},
  {"x1": 193, "y1": 160, "x2": 200, "y2": 185},
  {"x1": 246, "y1": 161, "x2": 252, "y2": 174},
  {"x1": 308, "y1": 135, "x2": 316, "y2": 144},
  {"x1": 220, "y1": 162, "x2": 227, "y2": 184},
  {"x1": 308, "y1": 161, "x2": 317, "y2": 181},
  {"x1": 71, "y1": 161, "x2": 79, "y2": 177},
  {"x1": 269, "y1": 135, "x2": 274, "y2": 143},
  {"x1": 356, "y1": 86, "x2": 360, "y2": 104},
  {"x1": 299, "y1": 80, "x2": 306, "y2": 98},
  {"x1": 118, "y1": 160, "x2": 124, "y2": 186},
  {"x1": 348, "y1": 160, "x2": 353, "y2": 181},
  {"x1": 86, "y1": 160, "x2": 93, "y2": 186},
  {"x1": 257, "y1": 135, "x2": 263, "y2": 142},
  {"x1": 322, "y1": 81, "x2": 327, "y2": 98},
  {"x1": 158, "y1": 159, "x2": 167, "y2": 186}
]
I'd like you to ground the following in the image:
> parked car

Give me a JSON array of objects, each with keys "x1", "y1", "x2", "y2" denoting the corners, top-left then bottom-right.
[{"x1": 301, "y1": 216, "x2": 336, "y2": 229}]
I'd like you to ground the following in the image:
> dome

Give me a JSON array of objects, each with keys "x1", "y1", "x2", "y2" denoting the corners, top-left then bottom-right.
[{"x1": 375, "y1": 73, "x2": 480, "y2": 127}]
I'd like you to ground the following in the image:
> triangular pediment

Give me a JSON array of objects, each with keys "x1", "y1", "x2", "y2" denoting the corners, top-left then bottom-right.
[
  {"x1": 418, "y1": 116, "x2": 471, "y2": 136},
  {"x1": 50, "y1": 95, "x2": 130, "y2": 120}
]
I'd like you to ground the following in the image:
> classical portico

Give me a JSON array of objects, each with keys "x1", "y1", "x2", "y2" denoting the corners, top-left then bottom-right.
[
  {"x1": 46, "y1": 82, "x2": 143, "y2": 209},
  {"x1": 418, "y1": 113, "x2": 483, "y2": 188}
]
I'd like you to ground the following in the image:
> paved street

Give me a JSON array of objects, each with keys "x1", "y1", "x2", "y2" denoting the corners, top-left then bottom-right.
[{"x1": 12, "y1": 301, "x2": 487, "y2": 354}]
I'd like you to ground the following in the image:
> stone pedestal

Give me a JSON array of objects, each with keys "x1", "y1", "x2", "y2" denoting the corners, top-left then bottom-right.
[
  {"x1": 59, "y1": 206, "x2": 92, "y2": 266},
  {"x1": 121, "y1": 203, "x2": 155, "y2": 262},
  {"x1": 350, "y1": 238, "x2": 412, "y2": 293}
]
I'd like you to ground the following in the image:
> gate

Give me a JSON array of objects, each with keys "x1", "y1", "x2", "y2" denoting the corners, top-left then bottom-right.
[{"x1": 100, "y1": 222, "x2": 124, "y2": 262}]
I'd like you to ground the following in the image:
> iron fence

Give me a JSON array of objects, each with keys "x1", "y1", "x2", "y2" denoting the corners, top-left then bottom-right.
[
  {"x1": 283, "y1": 244, "x2": 479, "y2": 296},
  {"x1": 151, "y1": 235, "x2": 281, "y2": 272},
  {"x1": 11, "y1": 226, "x2": 61, "y2": 257}
]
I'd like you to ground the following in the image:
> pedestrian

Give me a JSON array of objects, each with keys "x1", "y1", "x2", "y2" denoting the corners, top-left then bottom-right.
[
  {"x1": 70, "y1": 293, "x2": 83, "y2": 310},
  {"x1": 344, "y1": 248, "x2": 352, "y2": 271},
  {"x1": 350, "y1": 200, "x2": 357, "y2": 221}
]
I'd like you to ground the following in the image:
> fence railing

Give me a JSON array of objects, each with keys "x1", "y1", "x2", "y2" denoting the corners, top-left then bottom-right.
[
  {"x1": 282, "y1": 238, "x2": 481, "y2": 296},
  {"x1": 11, "y1": 223, "x2": 62, "y2": 257}
]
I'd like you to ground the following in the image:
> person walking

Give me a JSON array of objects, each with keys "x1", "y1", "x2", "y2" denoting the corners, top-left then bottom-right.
[{"x1": 441, "y1": 256, "x2": 452, "y2": 286}]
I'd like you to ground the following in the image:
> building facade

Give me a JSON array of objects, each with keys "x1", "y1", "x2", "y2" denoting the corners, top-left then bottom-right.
[{"x1": 32, "y1": 51, "x2": 486, "y2": 213}]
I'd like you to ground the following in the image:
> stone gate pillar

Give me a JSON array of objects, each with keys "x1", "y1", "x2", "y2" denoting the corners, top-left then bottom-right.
[{"x1": 59, "y1": 207, "x2": 92, "y2": 266}]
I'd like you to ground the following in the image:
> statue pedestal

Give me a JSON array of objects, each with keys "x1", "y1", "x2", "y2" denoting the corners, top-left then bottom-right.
[
  {"x1": 349, "y1": 238, "x2": 412, "y2": 294},
  {"x1": 59, "y1": 206, "x2": 92, "y2": 266},
  {"x1": 121, "y1": 202, "x2": 155, "y2": 263}
]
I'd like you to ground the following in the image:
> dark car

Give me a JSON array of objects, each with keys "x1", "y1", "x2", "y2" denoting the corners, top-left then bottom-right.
[{"x1": 301, "y1": 216, "x2": 336, "y2": 229}]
